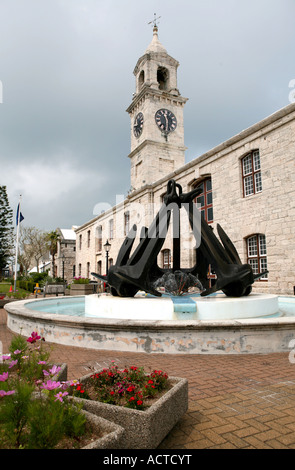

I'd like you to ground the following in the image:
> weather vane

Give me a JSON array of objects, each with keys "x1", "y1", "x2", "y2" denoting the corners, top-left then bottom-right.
[{"x1": 148, "y1": 13, "x2": 161, "y2": 28}]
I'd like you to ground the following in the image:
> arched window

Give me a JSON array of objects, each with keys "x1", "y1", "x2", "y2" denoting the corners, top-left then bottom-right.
[
  {"x1": 138, "y1": 70, "x2": 145, "y2": 90},
  {"x1": 242, "y1": 150, "x2": 262, "y2": 197},
  {"x1": 194, "y1": 178, "x2": 213, "y2": 223},
  {"x1": 162, "y1": 249, "x2": 171, "y2": 269},
  {"x1": 246, "y1": 234, "x2": 268, "y2": 280},
  {"x1": 87, "y1": 230, "x2": 91, "y2": 248}
]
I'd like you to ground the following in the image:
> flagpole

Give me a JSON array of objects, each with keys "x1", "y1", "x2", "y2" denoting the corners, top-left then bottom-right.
[{"x1": 14, "y1": 195, "x2": 22, "y2": 292}]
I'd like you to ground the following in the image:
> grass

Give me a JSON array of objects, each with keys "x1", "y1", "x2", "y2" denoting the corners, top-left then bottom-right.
[{"x1": 0, "y1": 282, "x2": 31, "y2": 297}]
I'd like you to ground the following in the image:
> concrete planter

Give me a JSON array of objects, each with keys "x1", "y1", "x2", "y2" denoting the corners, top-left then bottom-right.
[
  {"x1": 70, "y1": 284, "x2": 94, "y2": 296},
  {"x1": 74, "y1": 374, "x2": 188, "y2": 449},
  {"x1": 80, "y1": 410, "x2": 125, "y2": 449},
  {"x1": 53, "y1": 362, "x2": 68, "y2": 382},
  {"x1": 37, "y1": 364, "x2": 124, "y2": 449}
]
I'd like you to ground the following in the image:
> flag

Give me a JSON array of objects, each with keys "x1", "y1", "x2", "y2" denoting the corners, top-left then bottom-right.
[{"x1": 16, "y1": 203, "x2": 24, "y2": 226}]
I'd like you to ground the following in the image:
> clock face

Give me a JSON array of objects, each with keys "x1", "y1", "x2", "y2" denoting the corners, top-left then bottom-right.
[
  {"x1": 133, "y1": 112, "x2": 144, "y2": 137},
  {"x1": 155, "y1": 109, "x2": 177, "y2": 134}
]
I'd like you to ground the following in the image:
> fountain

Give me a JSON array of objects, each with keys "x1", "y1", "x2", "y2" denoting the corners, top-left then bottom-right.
[{"x1": 5, "y1": 179, "x2": 295, "y2": 354}]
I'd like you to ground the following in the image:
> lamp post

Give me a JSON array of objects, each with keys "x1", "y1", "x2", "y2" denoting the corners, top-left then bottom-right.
[
  {"x1": 104, "y1": 239, "x2": 111, "y2": 292},
  {"x1": 62, "y1": 254, "x2": 65, "y2": 282}
]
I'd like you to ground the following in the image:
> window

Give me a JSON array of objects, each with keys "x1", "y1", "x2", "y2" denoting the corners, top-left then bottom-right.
[
  {"x1": 138, "y1": 70, "x2": 145, "y2": 90},
  {"x1": 78, "y1": 263, "x2": 82, "y2": 277},
  {"x1": 79, "y1": 234, "x2": 82, "y2": 250},
  {"x1": 242, "y1": 150, "x2": 262, "y2": 197},
  {"x1": 124, "y1": 212, "x2": 130, "y2": 236},
  {"x1": 157, "y1": 66, "x2": 169, "y2": 91},
  {"x1": 87, "y1": 230, "x2": 91, "y2": 248},
  {"x1": 194, "y1": 178, "x2": 213, "y2": 223},
  {"x1": 246, "y1": 234, "x2": 268, "y2": 280},
  {"x1": 109, "y1": 219, "x2": 114, "y2": 240},
  {"x1": 97, "y1": 261, "x2": 102, "y2": 275},
  {"x1": 162, "y1": 249, "x2": 171, "y2": 269},
  {"x1": 86, "y1": 262, "x2": 90, "y2": 278},
  {"x1": 72, "y1": 265, "x2": 76, "y2": 278},
  {"x1": 96, "y1": 226, "x2": 102, "y2": 252}
]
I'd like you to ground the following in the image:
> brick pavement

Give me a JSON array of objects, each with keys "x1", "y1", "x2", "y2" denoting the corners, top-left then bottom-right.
[{"x1": 2, "y1": 306, "x2": 295, "y2": 449}]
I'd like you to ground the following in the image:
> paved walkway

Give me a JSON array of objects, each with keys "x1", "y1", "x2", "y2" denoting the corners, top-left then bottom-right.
[{"x1": 2, "y1": 306, "x2": 295, "y2": 449}]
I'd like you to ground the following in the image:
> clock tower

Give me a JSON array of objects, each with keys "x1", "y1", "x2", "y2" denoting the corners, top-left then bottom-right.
[{"x1": 126, "y1": 24, "x2": 188, "y2": 191}]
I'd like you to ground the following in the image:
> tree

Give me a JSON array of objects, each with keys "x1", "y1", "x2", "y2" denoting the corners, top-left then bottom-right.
[
  {"x1": 18, "y1": 229, "x2": 36, "y2": 275},
  {"x1": 20, "y1": 227, "x2": 49, "y2": 273},
  {"x1": 0, "y1": 186, "x2": 14, "y2": 276},
  {"x1": 45, "y1": 230, "x2": 60, "y2": 278}
]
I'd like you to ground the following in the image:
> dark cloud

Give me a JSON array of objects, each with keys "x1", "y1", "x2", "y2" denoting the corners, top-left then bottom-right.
[{"x1": 0, "y1": 0, "x2": 294, "y2": 230}]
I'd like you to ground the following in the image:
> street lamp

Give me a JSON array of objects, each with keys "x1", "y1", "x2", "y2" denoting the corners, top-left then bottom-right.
[
  {"x1": 104, "y1": 240, "x2": 111, "y2": 275},
  {"x1": 104, "y1": 240, "x2": 111, "y2": 292}
]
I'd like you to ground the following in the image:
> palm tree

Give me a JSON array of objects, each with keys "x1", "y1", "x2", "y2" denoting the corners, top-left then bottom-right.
[{"x1": 46, "y1": 230, "x2": 60, "y2": 278}]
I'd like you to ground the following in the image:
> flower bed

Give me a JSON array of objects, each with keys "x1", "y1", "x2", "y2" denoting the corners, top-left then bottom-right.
[
  {"x1": 0, "y1": 332, "x2": 123, "y2": 449},
  {"x1": 71, "y1": 363, "x2": 188, "y2": 449}
]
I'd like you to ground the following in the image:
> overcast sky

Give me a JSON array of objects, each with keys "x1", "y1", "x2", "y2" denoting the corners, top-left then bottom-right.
[{"x1": 1, "y1": 0, "x2": 294, "y2": 233}]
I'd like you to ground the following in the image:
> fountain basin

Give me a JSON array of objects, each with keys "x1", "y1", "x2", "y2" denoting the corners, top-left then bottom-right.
[
  {"x1": 85, "y1": 293, "x2": 279, "y2": 321},
  {"x1": 4, "y1": 294, "x2": 295, "y2": 355}
]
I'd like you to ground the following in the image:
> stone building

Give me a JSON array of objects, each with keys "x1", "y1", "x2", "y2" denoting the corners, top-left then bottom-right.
[{"x1": 75, "y1": 26, "x2": 295, "y2": 296}]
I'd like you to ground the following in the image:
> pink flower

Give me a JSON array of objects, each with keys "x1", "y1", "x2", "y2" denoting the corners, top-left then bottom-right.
[
  {"x1": 8, "y1": 360, "x2": 18, "y2": 368},
  {"x1": 0, "y1": 390, "x2": 15, "y2": 397},
  {"x1": 0, "y1": 372, "x2": 8, "y2": 382},
  {"x1": 1, "y1": 355, "x2": 11, "y2": 361},
  {"x1": 43, "y1": 365, "x2": 61, "y2": 377},
  {"x1": 40, "y1": 380, "x2": 61, "y2": 391},
  {"x1": 13, "y1": 349, "x2": 22, "y2": 355},
  {"x1": 54, "y1": 391, "x2": 68, "y2": 403},
  {"x1": 49, "y1": 365, "x2": 61, "y2": 376}
]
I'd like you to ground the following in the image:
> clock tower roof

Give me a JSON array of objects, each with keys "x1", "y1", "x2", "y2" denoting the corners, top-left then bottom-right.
[{"x1": 145, "y1": 25, "x2": 167, "y2": 54}]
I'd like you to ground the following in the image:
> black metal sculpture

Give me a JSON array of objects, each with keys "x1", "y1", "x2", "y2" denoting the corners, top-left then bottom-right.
[{"x1": 91, "y1": 179, "x2": 267, "y2": 297}]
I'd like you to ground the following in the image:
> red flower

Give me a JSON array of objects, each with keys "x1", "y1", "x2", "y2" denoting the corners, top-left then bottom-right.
[
  {"x1": 137, "y1": 400, "x2": 143, "y2": 406},
  {"x1": 27, "y1": 331, "x2": 41, "y2": 343}
]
